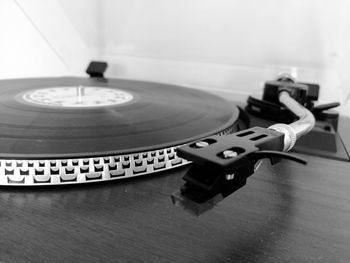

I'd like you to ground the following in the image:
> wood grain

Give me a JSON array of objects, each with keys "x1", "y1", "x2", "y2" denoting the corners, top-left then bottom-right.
[{"x1": 0, "y1": 123, "x2": 349, "y2": 262}]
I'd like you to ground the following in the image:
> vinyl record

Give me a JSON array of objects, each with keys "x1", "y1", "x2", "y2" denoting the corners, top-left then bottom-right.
[{"x1": 0, "y1": 77, "x2": 239, "y2": 159}]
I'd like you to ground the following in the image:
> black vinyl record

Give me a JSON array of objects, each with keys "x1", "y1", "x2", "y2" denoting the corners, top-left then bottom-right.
[{"x1": 0, "y1": 77, "x2": 239, "y2": 159}]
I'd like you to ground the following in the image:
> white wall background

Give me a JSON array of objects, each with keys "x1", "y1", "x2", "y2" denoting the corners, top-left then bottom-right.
[
  {"x1": 58, "y1": 0, "x2": 350, "y2": 106},
  {"x1": 0, "y1": 0, "x2": 90, "y2": 79},
  {"x1": 99, "y1": 0, "x2": 341, "y2": 68},
  {"x1": 2, "y1": 0, "x2": 350, "y2": 111}
]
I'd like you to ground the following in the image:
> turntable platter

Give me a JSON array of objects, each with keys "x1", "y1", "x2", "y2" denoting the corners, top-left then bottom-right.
[{"x1": 0, "y1": 77, "x2": 241, "y2": 185}]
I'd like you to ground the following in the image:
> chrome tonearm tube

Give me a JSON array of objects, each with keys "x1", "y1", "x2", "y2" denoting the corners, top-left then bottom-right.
[{"x1": 269, "y1": 90, "x2": 315, "y2": 152}]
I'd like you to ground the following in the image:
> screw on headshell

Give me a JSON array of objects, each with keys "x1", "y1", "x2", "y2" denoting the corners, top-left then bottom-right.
[
  {"x1": 195, "y1": 141, "x2": 209, "y2": 148},
  {"x1": 222, "y1": 150, "x2": 238, "y2": 159},
  {"x1": 225, "y1": 173, "x2": 235, "y2": 180}
]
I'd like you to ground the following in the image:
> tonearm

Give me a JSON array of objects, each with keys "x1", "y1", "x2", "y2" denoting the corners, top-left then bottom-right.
[{"x1": 171, "y1": 74, "x2": 340, "y2": 215}]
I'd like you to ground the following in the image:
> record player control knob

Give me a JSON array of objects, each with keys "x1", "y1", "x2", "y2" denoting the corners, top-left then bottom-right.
[{"x1": 195, "y1": 141, "x2": 209, "y2": 148}]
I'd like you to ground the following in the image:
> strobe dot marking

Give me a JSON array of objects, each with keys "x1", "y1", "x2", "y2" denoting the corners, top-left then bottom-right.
[{"x1": 0, "y1": 124, "x2": 235, "y2": 185}]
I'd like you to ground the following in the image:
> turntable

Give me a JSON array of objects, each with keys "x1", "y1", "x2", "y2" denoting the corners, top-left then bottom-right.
[
  {"x1": 3, "y1": 2, "x2": 350, "y2": 261},
  {"x1": 1, "y1": 61, "x2": 349, "y2": 263},
  {"x1": 0, "y1": 61, "x2": 347, "y2": 192}
]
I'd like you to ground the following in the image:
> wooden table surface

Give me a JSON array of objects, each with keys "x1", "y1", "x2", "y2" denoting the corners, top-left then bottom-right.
[{"x1": 0, "y1": 120, "x2": 349, "y2": 263}]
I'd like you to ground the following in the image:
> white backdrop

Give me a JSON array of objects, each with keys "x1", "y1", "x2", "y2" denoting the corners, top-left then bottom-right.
[
  {"x1": 1, "y1": 0, "x2": 350, "y2": 112},
  {"x1": 59, "y1": 0, "x2": 350, "y2": 106},
  {"x1": 0, "y1": 0, "x2": 90, "y2": 79}
]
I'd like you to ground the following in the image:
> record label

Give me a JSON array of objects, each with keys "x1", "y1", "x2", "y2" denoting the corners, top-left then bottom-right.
[{"x1": 21, "y1": 86, "x2": 134, "y2": 108}]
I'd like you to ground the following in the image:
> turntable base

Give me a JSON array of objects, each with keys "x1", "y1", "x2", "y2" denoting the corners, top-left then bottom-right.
[{"x1": 0, "y1": 117, "x2": 349, "y2": 262}]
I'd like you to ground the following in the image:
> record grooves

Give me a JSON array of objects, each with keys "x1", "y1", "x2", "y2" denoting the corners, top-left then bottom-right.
[{"x1": 0, "y1": 77, "x2": 243, "y2": 185}]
